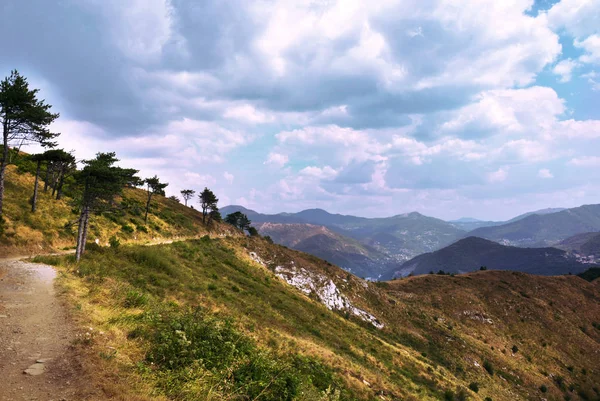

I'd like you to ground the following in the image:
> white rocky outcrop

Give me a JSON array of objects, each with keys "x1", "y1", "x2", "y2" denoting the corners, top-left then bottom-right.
[{"x1": 273, "y1": 264, "x2": 384, "y2": 329}]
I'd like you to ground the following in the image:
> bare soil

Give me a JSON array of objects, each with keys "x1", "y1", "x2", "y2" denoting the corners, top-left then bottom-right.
[{"x1": 0, "y1": 258, "x2": 98, "y2": 400}]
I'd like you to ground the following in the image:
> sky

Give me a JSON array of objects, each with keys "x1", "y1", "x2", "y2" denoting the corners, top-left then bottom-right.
[{"x1": 1, "y1": 0, "x2": 600, "y2": 221}]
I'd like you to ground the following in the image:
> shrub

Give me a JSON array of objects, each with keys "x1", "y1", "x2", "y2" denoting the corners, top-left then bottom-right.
[
  {"x1": 512, "y1": 345, "x2": 519, "y2": 354},
  {"x1": 469, "y1": 382, "x2": 479, "y2": 393},
  {"x1": 540, "y1": 385, "x2": 548, "y2": 393},
  {"x1": 121, "y1": 224, "x2": 134, "y2": 234},
  {"x1": 480, "y1": 266, "x2": 487, "y2": 271},
  {"x1": 109, "y1": 235, "x2": 120, "y2": 248},
  {"x1": 124, "y1": 290, "x2": 149, "y2": 308},
  {"x1": 483, "y1": 360, "x2": 494, "y2": 375}
]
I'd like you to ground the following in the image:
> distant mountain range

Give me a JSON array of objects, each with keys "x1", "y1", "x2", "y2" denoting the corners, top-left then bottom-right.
[
  {"x1": 386, "y1": 236, "x2": 591, "y2": 279},
  {"x1": 468, "y1": 204, "x2": 600, "y2": 247},
  {"x1": 222, "y1": 204, "x2": 600, "y2": 279},
  {"x1": 448, "y1": 207, "x2": 566, "y2": 231},
  {"x1": 221, "y1": 205, "x2": 464, "y2": 278}
]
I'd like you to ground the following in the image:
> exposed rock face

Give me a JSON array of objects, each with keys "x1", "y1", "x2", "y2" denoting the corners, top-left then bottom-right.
[{"x1": 273, "y1": 263, "x2": 384, "y2": 329}]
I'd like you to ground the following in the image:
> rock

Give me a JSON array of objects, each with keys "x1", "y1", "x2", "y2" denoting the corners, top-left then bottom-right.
[
  {"x1": 24, "y1": 363, "x2": 45, "y2": 376},
  {"x1": 0, "y1": 314, "x2": 8, "y2": 318},
  {"x1": 36, "y1": 358, "x2": 51, "y2": 363}
]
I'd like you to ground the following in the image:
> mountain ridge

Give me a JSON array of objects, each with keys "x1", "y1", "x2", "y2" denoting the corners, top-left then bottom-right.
[{"x1": 387, "y1": 236, "x2": 593, "y2": 278}]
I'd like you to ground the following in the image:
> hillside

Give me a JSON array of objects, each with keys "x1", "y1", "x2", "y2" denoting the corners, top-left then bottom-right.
[
  {"x1": 468, "y1": 204, "x2": 600, "y2": 247},
  {"x1": 255, "y1": 222, "x2": 391, "y2": 278},
  {"x1": 33, "y1": 237, "x2": 600, "y2": 401},
  {"x1": 0, "y1": 164, "x2": 232, "y2": 256},
  {"x1": 389, "y1": 236, "x2": 591, "y2": 278},
  {"x1": 222, "y1": 206, "x2": 465, "y2": 277},
  {"x1": 556, "y1": 232, "x2": 600, "y2": 263}
]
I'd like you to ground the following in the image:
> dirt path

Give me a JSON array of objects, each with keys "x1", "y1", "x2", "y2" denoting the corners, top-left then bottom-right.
[{"x1": 0, "y1": 258, "x2": 96, "y2": 400}]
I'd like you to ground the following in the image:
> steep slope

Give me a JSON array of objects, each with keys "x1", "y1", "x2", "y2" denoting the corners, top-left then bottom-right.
[
  {"x1": 468, "y1": 204, "x2": 600, "y2": 247},
  {"x1": 389, "y1": 236, "x2": 590, "y2": 277},
  {"x1": 255, "y1": 222, "x2": 390, "y2": 278},
  {"x1": 0, "y1": 164, "x2": 230, "y2": 256},
  {"x1": 35, "y1": 237, "x2": 600, "y2": 401}
]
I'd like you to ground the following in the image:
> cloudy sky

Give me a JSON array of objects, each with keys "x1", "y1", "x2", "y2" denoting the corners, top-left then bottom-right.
[{"x1": 2, "y1": 0, "x2": 600, "y2": 220}]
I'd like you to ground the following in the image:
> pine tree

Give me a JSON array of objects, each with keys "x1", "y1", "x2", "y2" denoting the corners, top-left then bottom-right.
[
  {"x1": 180, "y1": 189, "x2": 195, "y2": 207},
  {"x1": 198, "y1": 187, "x2": 218, "y2": 224},
  {"x1": 74, "y1": 152, "x2": 139, "y2": 261},
  {"x1": 143, "y1": 175, "x2": 168, "y2": 224},
  {"x1": 0, "y1": 70, "x2": 59, "y2": 217}
]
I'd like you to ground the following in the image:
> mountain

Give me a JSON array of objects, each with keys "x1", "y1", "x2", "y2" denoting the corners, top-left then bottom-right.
[
  {"x1": 449, "y1": 208, "x2": 567, "y2": 231},
  {"x1": 467, "y1": 204, "x2": 600, "y2": 247},
  {"x1": 506, "y1": 207, "x2": 566, "y2": 223},
  {"x1": 254, "y1": 222, "x2": 391, "y2": 278},
  {"x1": 388, "y1": 236, "x2": 591, "y2": 278},
  {"x1": 38, "y1": 237, "x2": 600, "y2": 401},
  {"x1": 555, "y1": 232, "x2": 600, "y2": 264},
  {"x1": 222, "y1": 206, "x2": 465, "y2": 277},
  {"x1": 449, "y1": 218, "x2": 503, "y2": 231}
]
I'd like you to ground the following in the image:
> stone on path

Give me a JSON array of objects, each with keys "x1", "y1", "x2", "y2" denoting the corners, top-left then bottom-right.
[{"x1": 23, "y1": 363, "x2": 45, "y2": 376}]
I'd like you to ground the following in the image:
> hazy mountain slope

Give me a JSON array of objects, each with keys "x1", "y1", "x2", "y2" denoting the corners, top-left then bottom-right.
[
  {"x1": 506, "y1": 207, "x2": 566, "y2": 223},
  {"x1": 556, "y1": 232, "x2": 600, "y2": 255},
  {"x1": 449, "y1": 218, "x2": 503, "y2": 231},
  {"x1": 222, "y1": 206, "x2": 466, "y2": 277},
  {"x1": 255, "y1": 222, "x2": 391, "y2": 278},
  {"x1": 37, "y1": 237, "x2": 600, "y2": 401},
  {"x1": 468, "y1": 204, "x2": 600, "y2": 247},
  {"x1": 390, "y1": 236, "x2": 590, "y2": 277}
]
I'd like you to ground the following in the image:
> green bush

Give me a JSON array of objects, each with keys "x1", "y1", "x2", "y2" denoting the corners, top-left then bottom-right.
[
  {"x1": 469, "y1": 382, "x2": 479, "y2": 392},
  {"x1": 512, "y1": 345, "x2": 519, "y2": 354},
  {"x1": 121, "y1": 224, "x2": 134, "y2": 234},
  {"x1": 124, "y1": 290, "x2": 149, "y2": 308},
  {"x1": 483, "y1": 360, "x2": 494, "y2": 375},
  {"x1": 540, "y1": 384, "x2": 547, "y2": 393},
  {"x1": 109, "y1": 235, "x2": 120, "y2": 248}
]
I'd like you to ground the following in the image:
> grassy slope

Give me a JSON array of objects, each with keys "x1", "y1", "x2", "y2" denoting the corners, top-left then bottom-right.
[
  {"x1": 36, "y1": 238, "x2": 600, "y2": 401},
  {"x1": 0, "y1": 164, "x2": 229, "y2": 256}
]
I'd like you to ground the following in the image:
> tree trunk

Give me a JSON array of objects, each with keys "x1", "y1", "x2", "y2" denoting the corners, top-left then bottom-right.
[
  {"x1": 51, "y1": 168, "x2": 58, "y2": 197},
  {"x1": 56, "y1": 168, "x2": 65, "y2": 200},
  {"x1": 75, "y1": 206, "x2": 89, "y2": 262},
  {"x1": 144, "y1": 190, "x2": 152, "y2": 224},
  {"x1": 43, "y1": 164, "x2": 51, "y2": 192},
  {"x1": 31, "y1": 160, "x2": 41, "y2": 212},
  {"x1": 0, "y1": 118, "x2": 9, "y2": 218},
  {"x1": 81, "y1": 208, "x2": 89, "y2": 256}
]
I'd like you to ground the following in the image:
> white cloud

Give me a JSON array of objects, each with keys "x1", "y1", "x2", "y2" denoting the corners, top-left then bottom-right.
[
  {"x1": 547, "y1": 0, "x2": 600, "y2": 39},
  {"x1": 552, "y1": 59, "x2": 580, "y2": 82},
  {"x1": 575, "y1": 34, "x2": 600, "y2": 64},
  {"x1": 299, "y1": 166, "x2": 338, "y2": 179},
  {"x1": 222, "y1": 104, "x2": 275, "y2": 124},
  {"x1": 538, "y1": 168, "x2": 554, "y2": 178},
  {"x1": 488, "y1": 168, "x2": 508, "y2": 183},
  {"x1": 224, "y1": 172, "x2": 234, "y2": 184},
  {"x1": 264, "y1": 152, "x2": 289, "y2": 168},
  {"x1": 569, "y1": 156, "x2": 600, "y2": 166},
  {"x1": 441, "y1": 86, "x2": 565, "y2": 136}
]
